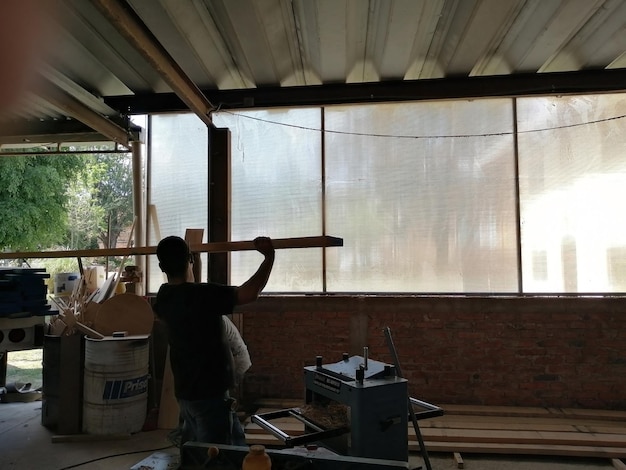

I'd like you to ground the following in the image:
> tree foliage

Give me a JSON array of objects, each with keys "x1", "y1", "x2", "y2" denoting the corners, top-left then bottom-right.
[
  {"x1": 0, "y1": 151, "x2": 135, "y2": 255},
  {"x1": 91, "y1": 153, "x2": 134, "y2": 249},
  {"x1": 65, "y1": 152, "x2": 134, "y2": 250},
  {"x1": 0, "y1": 154, "x2": 81, "y2": 251}
]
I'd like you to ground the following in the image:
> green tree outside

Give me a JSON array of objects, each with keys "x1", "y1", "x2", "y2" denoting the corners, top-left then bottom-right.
[
  {"x1": 66, "y1": 152, "x2": 134, "y2": 251},
  {"x1": 0, "y1": 154, "x2": 81, "y2": 251},
  {"x1": 0, "y1": 150, "x2": 134, "y2": 274},
  {"x1": 89, "y1": 152, "x2": 134, "y2": 249}
]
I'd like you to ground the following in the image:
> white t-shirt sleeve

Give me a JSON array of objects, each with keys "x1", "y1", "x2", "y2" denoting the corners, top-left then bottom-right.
[{"x1": 223, "y1": 315, "x2": 252, "y2": 380}]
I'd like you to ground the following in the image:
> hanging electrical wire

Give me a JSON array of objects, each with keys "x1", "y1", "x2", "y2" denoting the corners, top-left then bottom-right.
[{"x1": 217, "y1": 109, "x2": 626, "y2": 140}]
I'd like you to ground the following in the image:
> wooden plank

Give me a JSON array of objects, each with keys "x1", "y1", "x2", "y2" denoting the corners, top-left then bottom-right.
[
  {"x1": 51, "y1": 433, "x2": 131, "y2": 443},
  {"x1": 424, "y1": 420, "x2": 576, "y2": 433},
  {"x1": 612, "y1": 458, "x2": 626, "y2": 470},
  {"x1": 185, "y1": 229, "x2": 204, "y2": 283},
  {"x1": 74, "y1": 321, "x2": 105, "y2": 340},
  {"x1": 251, "y1": 398, "x2": 304, "y2": 409},
  {"x1": 252, "y1": 403, "x2": 626, "y2": 429},
  {"x1": 246, "y1": 417, "x2": 624, "y2": 437},
  {"x1": 440, "y1": 404, "x2": 554, "y2": 418},
  {"x1": 0, "y1": 235, "x2": 343, "y2": 259},
  {"x1": 246, "y1": 421, "x2": 626, "y2": 448},
  {"x1": 453, "y1": 452, "x2": 464, "y2": 468},
  {"x1": 441, "y1": 404, "x2": 626, "y2": 422},
  {"x1": 558, "y1": 408, "x2": 626, "y2": 423},
  {"x1": 420, "y1": 418, "x2": 625, "y2": 434},
  {"x1": 148, "y1": 204, "x2": 162, "y2": 242},
  {"x1": 245, "y1": 433, "x2": 283, "y2": 446},
  {"x1": 111, "y1": 216, "x2": 137, "y2": 295},
  {"x1": 410, "y1": 442, "x2": 626, "y2": 459},
  {"x1": 243, "y1": 433, "x2": 626, "y2": 459},
  {"x1": 245, "y1": 404, "x2": 626, "y2": 461},
  {"x1": 434, "y1": 422, "x2": 625, "y2": 435},
  {"x1": 422, "y1": 414, "x2": 626, "y2": 429},
  {"x1": 410, "y1": 428, "x2": 626, "y2": 448},
  {"x1": 246, "y1": 403, "x2": 626, "y2": 460}
]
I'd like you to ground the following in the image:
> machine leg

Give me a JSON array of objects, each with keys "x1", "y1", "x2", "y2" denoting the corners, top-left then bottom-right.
[
  {"x1": 0, "y1": 351, "x2": 7, "y2": 387},
  {"x1": 384, "y1": 327, "x2": 433, "y2": 470}
]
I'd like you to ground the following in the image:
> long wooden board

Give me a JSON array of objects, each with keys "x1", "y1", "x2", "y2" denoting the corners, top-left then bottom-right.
[
  {"x1": 245, "y1": 404, "x2": 626, "y2": 460},
  {"x1": 244, "y1": 432, "x2": 626, "y2": 459},
  {"x1": 410, "y1": 442, "x2": 626, "y2": 459},
  {"x1": 440, "y1": 404, "x2": 626, "y2": 422},
  {"x1": 0, "y1": 235, "x2": 343, "y2": 259},
  {"x1": 245, "y1": 421, "x2": 626, "y2": 448}
]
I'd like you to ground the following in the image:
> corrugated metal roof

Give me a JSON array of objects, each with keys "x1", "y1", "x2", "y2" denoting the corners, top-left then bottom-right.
[{"x1": 2, "y1": 0, "x2": 626, "y2": 147}]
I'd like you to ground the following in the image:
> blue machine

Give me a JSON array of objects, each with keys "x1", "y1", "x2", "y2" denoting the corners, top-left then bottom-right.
[
  {"x1": 180, "y1": 346, "x2": 443, "y2": 470},
  {"x1": 250, "y1": 350, "x2": 442, "y2": 467}
]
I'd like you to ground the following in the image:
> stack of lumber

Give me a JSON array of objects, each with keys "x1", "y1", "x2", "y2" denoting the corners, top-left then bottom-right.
[
  {"x1": 0, "y1": 268, "x2": 54, "y2": 318},
  {"x1": 415, "y1": 404, "x2": 626, "y2": 459},
  {"x1": 244, "y1": 400, "x2": 626, "y2": 460}
]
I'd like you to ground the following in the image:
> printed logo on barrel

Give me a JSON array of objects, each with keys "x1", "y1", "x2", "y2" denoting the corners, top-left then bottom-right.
[{"x1": 102, "y1": 374, "x2": 149, "y2": 400}]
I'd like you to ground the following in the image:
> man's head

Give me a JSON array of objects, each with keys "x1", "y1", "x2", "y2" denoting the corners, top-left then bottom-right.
[{"x1": 156, "y1": 236, "x2": 191, "y2": 278}]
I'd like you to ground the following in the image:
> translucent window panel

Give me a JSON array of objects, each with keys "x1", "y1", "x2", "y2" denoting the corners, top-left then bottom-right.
[
  {"x1": 517, "y1": 94, "x2": 626, "y2": 293},
  {"x1": 212, "y1": 109, "x2": 323, "y2": 292},
  {"x1": 325, "y1": 100, "x2": 519, "y2": 293},
  {"x1": 147, "y1": 113, "x2": 208, "y2": 293}
]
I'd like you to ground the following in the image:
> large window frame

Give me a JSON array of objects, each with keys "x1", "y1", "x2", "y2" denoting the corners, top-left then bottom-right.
[{"x1": 147, "y1": 93, "x2": 626, "y2": 295}]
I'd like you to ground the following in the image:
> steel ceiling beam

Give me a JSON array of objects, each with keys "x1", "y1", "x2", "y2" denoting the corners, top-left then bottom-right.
[
  {"x1": 0, "y1": 117, "x2": 142, "y2": 147},
  {"x1": 90, "y1": 0, "x2": 215, "y2": 127},
  {"x1": 36, "y1": 78, "x2": 132, "y2": 146},
  {"x1": 103, "y1": 68, "x2": 626, "y2": 114}
]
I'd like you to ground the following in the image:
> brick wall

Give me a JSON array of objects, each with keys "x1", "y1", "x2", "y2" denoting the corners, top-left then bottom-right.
[{"x1": 236, "y1": 296, "x2": 626, "y2": 410}]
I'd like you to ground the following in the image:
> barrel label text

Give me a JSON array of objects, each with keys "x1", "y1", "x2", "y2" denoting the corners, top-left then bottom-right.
[{"x1": 102, "y1": 374, "x2": 149, "y2": 400}]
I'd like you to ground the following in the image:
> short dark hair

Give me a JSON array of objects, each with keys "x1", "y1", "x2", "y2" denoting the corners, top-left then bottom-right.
[{"x1": 156, "y1": 236, "x2": 190, "y2": 277}]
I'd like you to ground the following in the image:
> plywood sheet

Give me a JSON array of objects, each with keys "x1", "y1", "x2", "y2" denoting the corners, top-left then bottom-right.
[{"x1": 93, "y1": 293, "x2": 154, "y2": 336}]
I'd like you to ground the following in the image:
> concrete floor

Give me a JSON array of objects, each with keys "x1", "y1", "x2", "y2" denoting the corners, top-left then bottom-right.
[
  {"x1": 0, "y1": 401, "x2": 176, "y2": 470},
  {"x1": 0, "y1": 401, "x2": 617, "y2": 470}
]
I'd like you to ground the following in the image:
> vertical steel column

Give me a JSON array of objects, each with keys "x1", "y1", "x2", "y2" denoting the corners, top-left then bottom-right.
[{"x1": 208, "y1": 125, "x2": 230, "y2": 285}]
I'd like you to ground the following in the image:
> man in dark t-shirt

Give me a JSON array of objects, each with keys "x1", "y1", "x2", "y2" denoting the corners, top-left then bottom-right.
[{"x1": 154, "y1": 235, "x2": 274, "y2": 446}]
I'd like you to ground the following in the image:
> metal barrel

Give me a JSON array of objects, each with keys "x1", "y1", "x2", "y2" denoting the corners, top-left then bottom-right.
[{"x1": 82, "y1": 335, "x2": 150, "y2": 434}]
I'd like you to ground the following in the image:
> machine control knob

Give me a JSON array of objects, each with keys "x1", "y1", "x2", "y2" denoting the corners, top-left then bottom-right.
[
  {"x1": 316, "y1": 355, "x2": 323, "y2": 368},
  {"x1": 342, "y1": 352, "x2": 349, "y2": 361}
]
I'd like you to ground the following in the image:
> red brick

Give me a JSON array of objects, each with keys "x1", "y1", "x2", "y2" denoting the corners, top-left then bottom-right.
[{"x1": 237, "y1": 296, "x2": 626, "y2": 410}]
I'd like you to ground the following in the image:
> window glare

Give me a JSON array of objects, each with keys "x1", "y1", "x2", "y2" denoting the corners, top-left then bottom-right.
[
  {"x1": 212, "y1": 109, "x2": 323, "y2": 292},
  {"x1": 518, "y1": 94, "x2": 626, "y2": 293},
  {"x1": 147, "y1": 113, "x2": 208, "y2": 293},
  {"x1": 325, "y1": 101, "x2": 518, "y2": 292}
]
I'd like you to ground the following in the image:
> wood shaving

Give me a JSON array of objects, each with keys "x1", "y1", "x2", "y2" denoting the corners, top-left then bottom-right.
[{"x1": 298, "y1": 402, "x2": 350, "y2": 429}]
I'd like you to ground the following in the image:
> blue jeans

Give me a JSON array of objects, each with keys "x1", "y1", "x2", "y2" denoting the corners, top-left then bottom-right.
[{"x1": 178, "y1": 397, "x2": 246, "y2": 446}]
